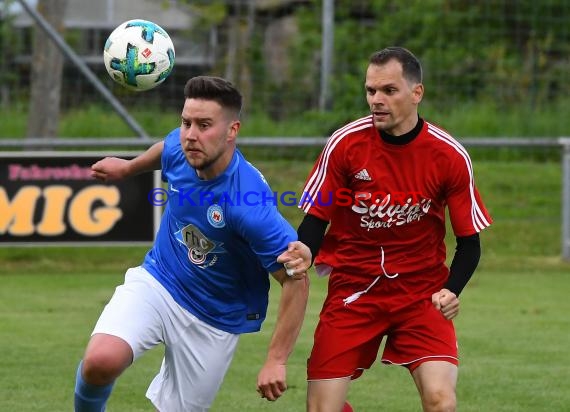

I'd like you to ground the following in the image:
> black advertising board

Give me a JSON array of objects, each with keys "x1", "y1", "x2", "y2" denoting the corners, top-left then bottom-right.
[{"x1": 0, "y1": 152, "x2": 159, "y2": 245}]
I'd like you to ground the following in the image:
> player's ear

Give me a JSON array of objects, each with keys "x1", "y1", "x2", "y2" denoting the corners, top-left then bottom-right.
[
  {"x1": 412, "y1": 83, "x2": 424, "y2": 105},
  {"x1": 227, "y1": 119, "x2": 240, "y2": 142}
]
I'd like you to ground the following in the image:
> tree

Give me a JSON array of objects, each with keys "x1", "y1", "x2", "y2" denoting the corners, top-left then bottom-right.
[{"x1": 26, "y1": 0, "x2": 67, "y2": 139}]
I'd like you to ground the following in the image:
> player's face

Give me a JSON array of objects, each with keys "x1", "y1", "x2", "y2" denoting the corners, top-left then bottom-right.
[
  {"x1": 179, "y1": 98, "x2": 240, "y2": 180},
  {"x1": 365, "y1": 59, "x2": 423, "y2": 136}
]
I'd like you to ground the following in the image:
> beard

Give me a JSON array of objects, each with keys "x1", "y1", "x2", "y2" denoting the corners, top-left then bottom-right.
[{"x1": 185, "y1": 147, "x2": 226, "y2": 179}]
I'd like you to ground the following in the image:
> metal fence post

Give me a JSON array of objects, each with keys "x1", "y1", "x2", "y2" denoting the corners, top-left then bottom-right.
[
  {"x1": 561, "y1": 138, "x2": 570, "y2": 261},
  {"x1": 319, "y1": 0, "x2": 333, "y2": 112}
]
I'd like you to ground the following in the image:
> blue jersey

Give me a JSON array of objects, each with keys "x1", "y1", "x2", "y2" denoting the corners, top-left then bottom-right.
[{"x1": 143, "y1": 129, "x2": 297, "y2": 334}]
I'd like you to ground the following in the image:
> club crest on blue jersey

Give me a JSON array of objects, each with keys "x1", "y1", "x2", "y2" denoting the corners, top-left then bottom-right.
[{"x1": 207, "y1": 204, "x2": 225, "y2": 228}]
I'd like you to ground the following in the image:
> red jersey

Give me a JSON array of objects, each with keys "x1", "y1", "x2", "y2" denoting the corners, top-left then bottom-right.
[{"x1": 300, "y1": 116, "x2": 492, "y2": 286}]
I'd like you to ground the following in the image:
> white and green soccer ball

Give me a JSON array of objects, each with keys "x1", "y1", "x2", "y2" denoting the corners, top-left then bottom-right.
[{"x1": 103, "y1": 19, "x2": 175, "y2": 92}]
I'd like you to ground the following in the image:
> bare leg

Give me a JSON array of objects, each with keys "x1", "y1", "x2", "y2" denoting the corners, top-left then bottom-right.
[
  {"x1": 307, "y1": 377, "x2": 351, "y2": 412},
  {"x1": 411, "y1": 361, "x2": 458, "y2": 412},
  {"x1": 75, "y1": 333, "x2": 134, "y2": 411},
  {"x1": 81, "y1": 333, "x2": 134, "y2": 385}
]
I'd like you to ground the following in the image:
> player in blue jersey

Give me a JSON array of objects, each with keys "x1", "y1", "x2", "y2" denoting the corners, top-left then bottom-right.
[{"x1": 75, "y1": 76, "x2": 311, "y2": 412}]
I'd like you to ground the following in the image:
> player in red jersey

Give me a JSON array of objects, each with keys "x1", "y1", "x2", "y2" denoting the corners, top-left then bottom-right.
[{"x1": 297, "y1": 47, "x2": 492, "y2": 412}]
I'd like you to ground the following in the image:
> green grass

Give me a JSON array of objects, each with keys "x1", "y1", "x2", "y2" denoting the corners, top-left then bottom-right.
[
  {"x1": 2, "y1": 98, "x2": 570, "y2": 138},
  {"x1": 0, "y1": 270, "x2": 568, "y2": 412},
  {"x1": 421, "y1": 98, "x2": 570, "y2": 138},
  {"x1": 0, "y1": 159, "x2": 569, "y2": 411}
]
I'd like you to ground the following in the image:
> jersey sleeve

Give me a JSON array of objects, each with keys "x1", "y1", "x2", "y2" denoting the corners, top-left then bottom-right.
[
  {"x1": 298, "y1": 136, "x2": 347, "y2": 221},
  {"x1": 445, "y1": 149, "x2": 492, "y2": 236},
  {"x1": 233, "y1": 202, "x2": 297, "y2": 274}
]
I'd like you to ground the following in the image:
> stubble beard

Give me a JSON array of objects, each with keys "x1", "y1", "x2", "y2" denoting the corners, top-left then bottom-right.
[{"x1": 187, "y1": 150, "x2": 223, "y2": 174}]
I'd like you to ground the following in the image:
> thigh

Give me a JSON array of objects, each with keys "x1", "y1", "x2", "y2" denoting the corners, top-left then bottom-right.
[
  {"x1": 382, "y1": 299, "x2": 458, "y2": 371},
  {"x1": 412, "y1": 360, "x2": 458, "y2": 396},
  {"x1": 412, "y1": 360, "x2": 458, "y2": 412},
  {"x1": 146, "y1": 316, "x2": 239, "y2": 412},
  {"x1": 92, "y1": 266, "x2": 166, "y2": 360},
  {"x1": 308, "y1": 281, "x2": 389, "y2": 380},
  {"x1": 307, "y1": 377, "x2": 351, "y2": 412}
]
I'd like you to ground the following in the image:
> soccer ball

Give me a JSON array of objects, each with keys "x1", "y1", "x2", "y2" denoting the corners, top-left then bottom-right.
[{"x1": 103, "y1": 19, "x2": 175, "y2": 92}]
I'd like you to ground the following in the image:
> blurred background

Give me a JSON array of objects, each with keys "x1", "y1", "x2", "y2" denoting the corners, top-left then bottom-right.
[{"x1": 1, "y1": 0, "x2": 569, "y2": 139}]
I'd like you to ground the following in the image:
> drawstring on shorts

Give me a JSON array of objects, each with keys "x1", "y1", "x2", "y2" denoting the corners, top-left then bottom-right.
[{"x1": 342, "y1": 247, "x2": 399, "y2": 306}]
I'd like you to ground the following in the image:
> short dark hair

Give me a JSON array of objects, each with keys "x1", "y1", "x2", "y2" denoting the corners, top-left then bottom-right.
[
  {"x1": 369, "y1": 47, "x2": 422, "y2": 84},
  {"x1": 183, "y1": 76, "x2": 243, "y2": 117}
]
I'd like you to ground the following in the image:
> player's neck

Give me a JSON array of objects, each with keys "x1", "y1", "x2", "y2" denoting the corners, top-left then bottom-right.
[{"x1": 379, "y1": 117, "x2": 423, "y2": 145}]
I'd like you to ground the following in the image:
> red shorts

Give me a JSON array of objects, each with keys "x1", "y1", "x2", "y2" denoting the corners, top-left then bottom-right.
[{"x1": 307, "y1": 272, "x2": 458, "y2": 380}]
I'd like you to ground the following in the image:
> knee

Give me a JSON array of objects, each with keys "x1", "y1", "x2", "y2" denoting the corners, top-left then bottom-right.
[
  {"x1": 82, "y1": 346, "x2": 132, "y2": 385},
  {"x1": 422, "y1": 388, "x2": 456, "y2": 412},
  {"x1": 81, "y1": 353, "x2": 122, "y2": 385},
  {"x1": 81, "y1": 334, "x2": 133, "y2": 385}
]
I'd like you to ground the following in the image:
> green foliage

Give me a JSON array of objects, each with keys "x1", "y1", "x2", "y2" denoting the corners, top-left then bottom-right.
[
  {"x1": 281, "y1": 0, "x2": 570, "y2": 117},
  {"x1": 177, "y1": 0, "x2": 228, "y2": 26},
  {"x1": 4, "y1": 0, "x2": 569, "y2": 127},
  {"x1": 1, "y1": 0, "x2": 569, "y2": 139}
]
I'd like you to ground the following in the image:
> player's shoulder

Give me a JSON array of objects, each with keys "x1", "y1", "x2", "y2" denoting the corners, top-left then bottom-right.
[
  {"x1": 164, "y1": 127, "x2": 181, "y2": 142},
  {"x1": 162, "y1": 127, "x2": 182, "y2": 154},
  {"x1": 331, "y1": 115, "x2": 374, "y2": 139},
  {"x1": 160, "y1": 128, "x2": 184, "y2": 173},
  {"x1": 326, "y1": 115, "x2": 375, "y2": 149},
  {"x1": 423, "y1": 120, "x2": 469, "y2": 156},
  {"x1": 234, "y1": 150, "x2": 272, "y2": 190}
]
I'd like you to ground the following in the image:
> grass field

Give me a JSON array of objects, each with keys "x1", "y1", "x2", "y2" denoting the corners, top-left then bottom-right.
[
  {"x1": 2, "y1": 99, "x2": 570, "y2": 139},
  {"x1": 1, "y1": 158, "x2": 569, "y2": 411}
]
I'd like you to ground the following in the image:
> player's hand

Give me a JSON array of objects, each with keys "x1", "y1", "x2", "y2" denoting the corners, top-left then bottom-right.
[
  {"x1": 91, "y1": 157, "x2": 131, "y2": 182},
  {"x1": 432, "y1": 288, "x2": 459, "y2": 320},
  {"x1": 277, "y1": 241, "x2": 311, "y2": 279},
  {"x1": 256, "y1": 362, "x2": 287, "y2": 401}
]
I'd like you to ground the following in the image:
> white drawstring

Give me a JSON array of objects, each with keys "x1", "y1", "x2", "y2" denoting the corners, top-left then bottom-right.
[
  {"x1": 342, "y1": 275, "x2": 381, "y2": 305},
  {"x1": 342, "y1": 247, "x2": 399, "y2": 306},
  {"x1": 380, "y1": 247, "x2": 399, "y2": 279}
]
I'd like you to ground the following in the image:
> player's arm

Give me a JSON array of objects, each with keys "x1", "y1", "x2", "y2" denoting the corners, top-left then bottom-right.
[
  {"x1": 256, "y1": 268, "x2": 309, "y2": 402},
  {"x1": 91, "y1": 140, "x2": 164, "y2": 182},
  {"x1": 435, "y1": 145, "x2": 491, "y2": 319},
  {"x1": 296, "y1": 213, "x2": 329, "y2": 265},
  {"x1": 445, "y1": 233, "x2": 481, "y2": 296},
  {"x1": 433, "y1": 233, "x2": 481, "y2": 320}
]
